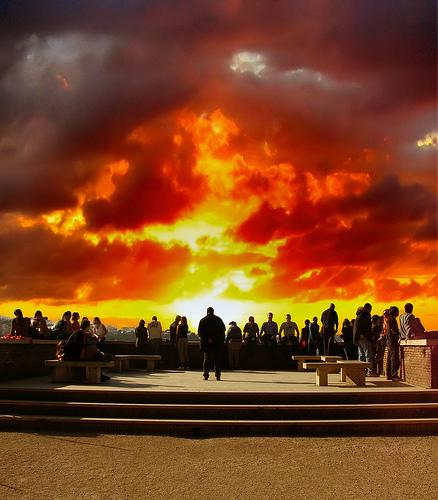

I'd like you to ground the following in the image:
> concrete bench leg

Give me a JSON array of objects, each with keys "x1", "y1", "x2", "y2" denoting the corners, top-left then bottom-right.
[
  {"x1": 345, "y1": 369, "x2": 366, "y2": 387},
  {"x1": 86, "y1": 366, "x2": 101, "y2": 383},
  {"x1": 52, "y1": 366, "x2": 72, "y2": 383},
  {"x1": 340, "y1": 368, "x2": 347, "y2": 382},
  {"x1": 146, "y1": 359, "x2": 155, "y2": 371},
  {"x1": 316, "y1": 369, "x2": 328, "y2": 386}
]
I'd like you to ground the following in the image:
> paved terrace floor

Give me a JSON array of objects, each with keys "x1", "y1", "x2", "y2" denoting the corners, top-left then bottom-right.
[{"x1": 0, "y1": 369, "x2": 433, "y2": 392}]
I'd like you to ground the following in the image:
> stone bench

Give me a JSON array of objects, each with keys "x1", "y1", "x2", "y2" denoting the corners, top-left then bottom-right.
[
  {"x1": 113, "y1": 355, "x2": 161, "y2": 373},
  {"x1": 303, "y1": 361, "x2": 372, "y2": 387},
  {"x1": 320, "y1": 356, "x2": 343, "y2": 362},
  {"x1": 336, "y1": 360, "x2": 373, "y2": 386},
  {"x1": 291, "y1": 355, "x2": 322, "y2": 371},
  {"x1": 45, "y1": 360, "x2": 114, "y2": 384}
]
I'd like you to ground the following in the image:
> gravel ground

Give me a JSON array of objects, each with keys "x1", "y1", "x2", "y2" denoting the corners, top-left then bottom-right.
[{"x1": 1, "y1": 433, "x2": 437, "y2": 499}]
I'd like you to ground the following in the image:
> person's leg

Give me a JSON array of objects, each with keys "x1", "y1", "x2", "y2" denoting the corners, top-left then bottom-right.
[
  {"x1": 213, "y1": 348, "x2": 222, "y2": 379},
  {"x1": 234, "y1": 344, "x2": 241, "y2": 369},
  {"x1": 176, "y1": 339, "x2": 183, "y2": 368},
  {"x1": 183, "y1": 338, "x2": 189, "y2": 367},
  {"x1": 228, "y1": 343, "x2": 235, "y2": 369},
  {"x1": 248, "y1": 341, "x2": 256, "y2": 368},
  {"x1": 351, "y1": 342, "x2": 358, "y2": 360},
  {"x1": 150, "y1": 339, "x2": 160, "y2": 355},
  {"x1": 371, "y1": 339, "x2": 378, "y2": 373},
  {"x1": 363, "y1": 337, "x2": 374, "y2": 375},
  {"x1": 391, "y1": 339, "x2": 400, "y2": 379},
  {"x1": 227, "y1": 343, "x2": 233, "y2": 369},
  {"x1": 270, "y1": 338, "x2": 277, "y2": 358},
  {"x1": 357, "y1": 338, "x2": 365, "y2": 362},
  {"x1": 386, "y1": 339, "x2": 393, "y2": 380},
  {"x1": 375, "y1": 337, "x2": 383, "y2": 375},
  {"x1": 203, "y1": 351, "x2": 211, "y2": 379},
  {"x1": 328, "y1": 333, "x2": 334, "y2": 356},
  {"x1": 317, "y1": 338, "x2": 323, "y2": 356},
  {"x1": 322, "y1": 333, "x2": 327, "y2": 355}
]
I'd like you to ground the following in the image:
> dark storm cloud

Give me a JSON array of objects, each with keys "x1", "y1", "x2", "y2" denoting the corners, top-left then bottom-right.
[
  {"x1": 235, "y1": 173, "x2": 437, "y2": 298},
  {"x1": 0, "y1": 1, "x2": 435, "y2": 217},
  {"x1": 0, "y1": 28, "x2": 196, "y2": 215},
  {"x1": 83, "y1": 128, "x2": 205, "y2": 230},
  {"x1": 0, "y1": 224, "x2": 190, "y2": 301}
]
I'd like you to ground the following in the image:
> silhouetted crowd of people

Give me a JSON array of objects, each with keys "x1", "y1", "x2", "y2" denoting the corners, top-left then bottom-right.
[
  {"x1": 135, "y1": 302, "x2": 426, "y2": 382},
  {"x1": 6, "y1": 301, "x2": 426, "y2": 382},
  {"x1": 9, "y1": 309, "x2": 108, "y2": 343}
]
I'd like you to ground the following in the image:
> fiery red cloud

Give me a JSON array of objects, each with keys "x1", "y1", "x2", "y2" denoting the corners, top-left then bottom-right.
[{"x1": 0, "y1": 1, "x2": 436, "y2": 327}]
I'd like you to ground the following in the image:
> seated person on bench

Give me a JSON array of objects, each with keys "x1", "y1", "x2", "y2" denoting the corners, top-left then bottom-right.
[{"x1": 63, "y1": 319, "x2": 111, "y2": 382}]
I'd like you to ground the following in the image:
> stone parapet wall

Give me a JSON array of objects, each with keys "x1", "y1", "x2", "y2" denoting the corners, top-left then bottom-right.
[
  {"x1": 1, "y1": 339, "x2": 436, "y2": 387},
  {"x1": 401, "y1": 344, "x2": 438, "y2": 389},
  {"x1": 0, "y1": 340, "x2": 315, "y2": 379},
  {"x1": 382, "y1": 339, "x2": 438, "y2": 389},
  {"x1": 0, "y1": 341, "x2": 56, "y2": 380}
]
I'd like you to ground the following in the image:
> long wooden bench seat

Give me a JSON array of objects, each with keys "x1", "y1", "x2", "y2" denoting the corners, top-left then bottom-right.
[
  {"x1": 303, "y1": 361, "x2": 372, "y2": 387},
  {"x1": 113, "y1": 355, "x2": 161, "y2": 373},
  {"x1": 45, "y1": 360, "x2": 114, "y2": 384},
  {"x1": 291, "y1": 355, "x2": 321, "y2": 371}
]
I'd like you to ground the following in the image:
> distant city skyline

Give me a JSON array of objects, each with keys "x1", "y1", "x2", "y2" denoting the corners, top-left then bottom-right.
[{"x1": 0, "y1": 1, "x2": 436, "y2": 329}]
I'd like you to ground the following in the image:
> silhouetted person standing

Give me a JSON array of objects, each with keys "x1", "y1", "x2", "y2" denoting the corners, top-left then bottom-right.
[
  {"x1": 260, "y1": 312, "x2": 278, "y2": 358},
  {"x1": 321, "y1": 303, "x2": 338, "y2": 356},
  {"x1": 353, "y1": 303, "x2": 375, "y2": 375},
  {"x1": 243, "y1": 316, "x2": 259, "y2": 367},
  {"x1": 135, "y1": 319, "x2": 148, "y2": 352},
  {"x1": 177, "y1": 316, "x2": 190, "y2": 370},
  {"x1": 170, "y1": 315, "x2": 181, "y2": 346},
  {"x1": 226, "y1": 321, "x2": 243, "y2": 370},
  {"x1": 385, "y1": 306, "x2": 402, "y2": 381},
  {"x1": 148, "y1": 315, "x2": 162, "y2": 355},
  {"x1": 169, "y1": 314, "x2": 181, "y2": 368},
  {"x1": 341, "y1": 319, "x2": 356, "y2": 360},
  {"x1": 198, "y1": 307, "x2": 226, "y2": 380},
  {"x1": 308, "y1": 317, "x2": 321, "y2": 355}
]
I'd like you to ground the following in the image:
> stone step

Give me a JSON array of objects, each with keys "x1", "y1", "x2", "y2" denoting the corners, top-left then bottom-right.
[
  {"x1": 0, "y1": 413, "x2": 437, "y2": 436},
  {"x1": 1, "y1": 388, "x2": 437, "y2": 405},
  {"x1": 0, "y1": 400, "x2": 437, "y2": 420}
]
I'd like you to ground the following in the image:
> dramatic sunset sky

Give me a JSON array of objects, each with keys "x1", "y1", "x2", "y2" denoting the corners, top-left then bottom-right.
[{"x1": 0, "y1": 0, "x2": 436, "y2": 329}]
